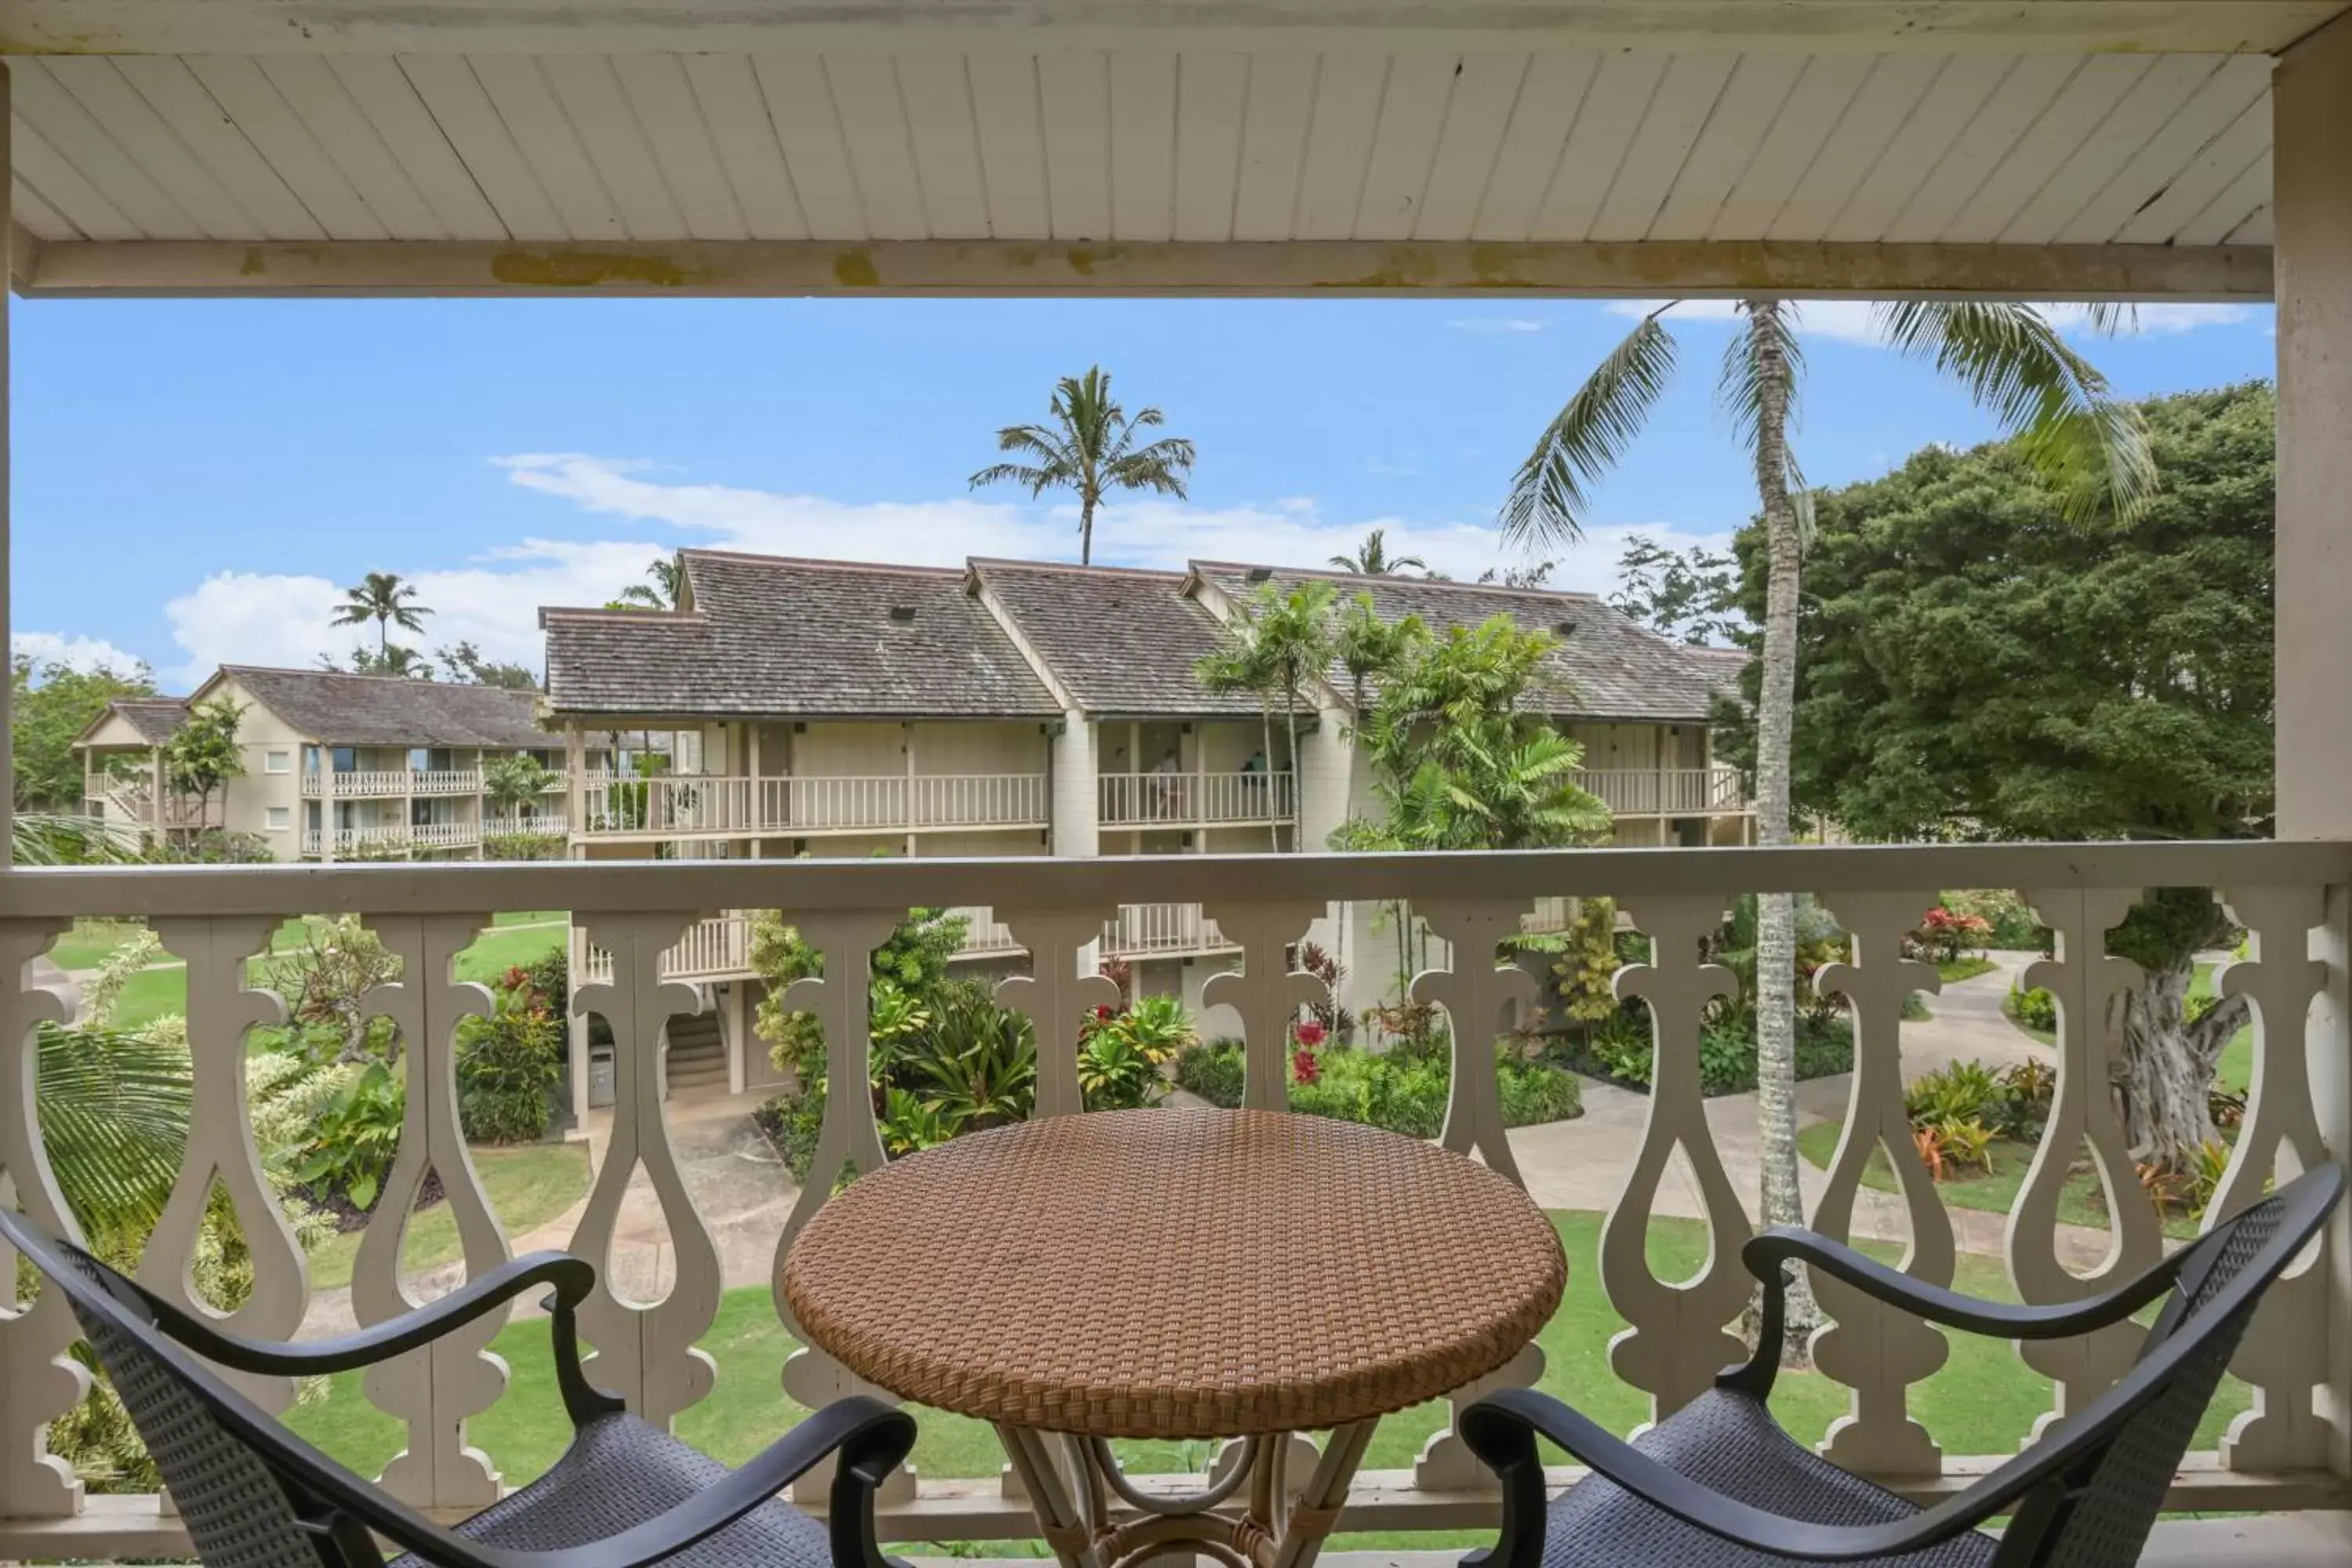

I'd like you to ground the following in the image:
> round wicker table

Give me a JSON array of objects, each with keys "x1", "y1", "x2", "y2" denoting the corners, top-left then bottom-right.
[{"x1": 784, "y1": 1107, "x2": 1565, "y2": 1568}]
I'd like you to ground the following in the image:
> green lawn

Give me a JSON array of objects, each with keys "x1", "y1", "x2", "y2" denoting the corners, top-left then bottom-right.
[
  {"x1": 305, "y1": 1143, "x2": 593, "y2": 1291},
  {"x1": 1936, "y1": 955, "x2": 1997, "y2": 984},
  {"x1": 283, "y1": 1209, "x2": 2248, "y2": 1501},
  {"x1": 2188, "y1": 964, "x2": 2255, "y2": 1097},
  {"x1": 64, "y1": 916, "x2": 567, "y2": 1033},
  {"x1": 1798, "y1": 1121, "x2": 2202, "y2": 1241}
]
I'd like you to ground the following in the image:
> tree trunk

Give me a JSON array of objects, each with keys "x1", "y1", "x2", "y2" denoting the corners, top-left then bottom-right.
[
  {"x1": 1080, "y1": 493, "x2": 1096, "y2": 566},
  {"x1": 1747, "y1": 299, "x2": 1818, "y2": 1359},
  {"x1": 2117, "y1": 960, "x2": 2249, "y2": 1173}
]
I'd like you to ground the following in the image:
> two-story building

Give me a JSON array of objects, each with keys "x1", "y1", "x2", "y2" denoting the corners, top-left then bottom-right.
[
  {"x1": 76, "y1": 666, "x2": 579, "y2": 862},
  {"x1": 539, "y1": 547, "x2": 1748, "y2": 1095}
]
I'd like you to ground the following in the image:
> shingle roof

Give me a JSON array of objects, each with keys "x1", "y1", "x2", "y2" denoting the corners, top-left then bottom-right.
[
  {"x1": 543, "y1": 551, "x2": 1061, "y2": 720},
  {"x1": 103, "y1": 698, "x2": 188, "y2": 745},
  {"x1": 970, "y1": 559, "x2": 1280, "y2": 717},
  {"x1": 1682, "y1": 643, "x2": 1753, "y2": 702},
  {"x1": 1187, "y1": 562, "x2": 1729, "y2": 723},
  {"x1": 216, "y1": 667, "x2": 549, "y2": 747}
]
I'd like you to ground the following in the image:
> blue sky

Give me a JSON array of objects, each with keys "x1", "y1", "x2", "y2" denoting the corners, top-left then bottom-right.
[{"x1": 10, "y1": 295, "x2": 2277, "y2": 689}]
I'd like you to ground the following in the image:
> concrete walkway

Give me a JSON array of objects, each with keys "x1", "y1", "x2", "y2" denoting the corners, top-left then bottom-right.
[{"x1": 1508, "y1": 951, "x2": 2123, "y2": 1273}]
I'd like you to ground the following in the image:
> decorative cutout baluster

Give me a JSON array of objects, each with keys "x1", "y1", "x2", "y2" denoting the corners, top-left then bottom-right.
[
  {"x1": 354, "y1": 914, "x2": 506, "y2": 1508},
  {"x1": 995, "y1": 912, "x2": 1120, "y2": 1118},
  {"x1": 2008, "y1": 888, "x2": 2154, "y2": 1440},
  {"x1": 1600, "y1": 896, "x2": 1749, "y2": 1425},
  {"x1": 1410, "y1": 898, "x2": 1537, "y2": 1181},
  {"x1": 1200, "y1": 902, "x2": 1327, "y2": 1112},
  {"x1": 767, "y1": 912, "x2": 915, "y2": 1506},
  {"x1": 2209, "y1": 885, "x2": 2333, "y2": 1470},
  {"x1": 140, "y1": 916, "x2": 306, "y2": 1411},
  {"x1": 568, "y1": 913, "x2": 719, "y2": 1431},
  {"x1": 1809, "y1": 892, "x2": 1950, "y2": 1477},
  {"x1": 1408, "y1": 897, "x2": 1541, "y2": 1488},
  {"x1": 0, "y1": 917, "x2": 84, "y2": 1519}
]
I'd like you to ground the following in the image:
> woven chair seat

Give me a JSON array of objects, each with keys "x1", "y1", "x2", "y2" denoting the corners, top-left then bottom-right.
[
  {"x1": 1541, "y1": 1391, "x2": 1995, "y2": 1568},
  {"x1": 389, "y1": 1413, "x2": 832, "y2": 1568}
]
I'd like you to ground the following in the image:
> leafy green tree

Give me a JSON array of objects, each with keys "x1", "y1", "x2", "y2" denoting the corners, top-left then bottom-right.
[
  {"x1": 611, "y1": 556, "x2": 684, "y2": 610},
  {"x1": 750, "y1": 903, "x2": 972, "y2": 1070},
  {"x1": 970, "y1": 366, "x2": 1196, "y2": 565},
  {"x1": 1196, "y1": 581, "x2": 1338, "y2": 850},
  {"x1": 1610, "y1": 535, "x2": 1740, "y2": 645},
  {"x1": 1328, "y1": 528, "x2": 1425, "y2": 575},
  {"x1": 331, "y1": 571, "x2": 434, "y2": 656},
  {"x1": 1501, "y1": 299, "x2": 2154, "y2": 1354},
  {"x1": 482, "y1": 753, "x2": 559, "y2": 820},
  {"x1": 1336, "y1": 616, "x2": 1612, "y2": 853},
  {"x1": 437, "y1": 641, "x2": 539, "y2": 688},
  {"x1": 158, "y1": 698, "x2": 245, "y2": 850},
  {"x1": 12, "y1": 655, "x2": 158, "y2": 811},
  {"x1": 1766, "y1": 383, "x2": 2272, "y2": 1175},
  {"x1": 1332, "y1": 592, "x2": 1423, "y2": 717}
]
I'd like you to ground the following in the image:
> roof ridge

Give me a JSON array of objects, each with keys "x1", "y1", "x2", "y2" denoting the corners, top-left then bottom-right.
[
  {"x1": 971, "y1": 557, "x2": 1185, "y2": 582},
  {"x1": 683, "y1": 547, "x2": 967, "y2": 579},
  {"x1": 223, "y1": 662, "x2": 535, "y2": 693},
  {"x1": 1189, "y1": 559, "x2": 1606, "y2": 607}
]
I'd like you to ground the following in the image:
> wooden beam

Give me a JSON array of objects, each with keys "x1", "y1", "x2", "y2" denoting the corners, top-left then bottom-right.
[
  {"x1": 1, "y1": 0, "x2": 2343, "y2": 56},
  {"x1": 13, "y1": 238, "x2": 2277, "y2": 301}
]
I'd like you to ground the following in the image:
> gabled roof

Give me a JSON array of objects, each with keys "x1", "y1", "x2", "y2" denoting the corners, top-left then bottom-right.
[
  {"x1": 968, "y1": 558, "x2": 1282, "y2": 718},
  {"x1": 78, "y1": 697, "x2": 188, "y2": 748},
  {"x1": 543, "y1": 550, "x2": 1061, "y2": 720},
  {"x1": 1187, "y1": 562, "x2": 1730, "y2": 724},
  {"x1": 1682, "y1": 644, "x2": 1754, "y2": 702},
  {"x1": 210, "y1": 666, "x2": 549, "y2": 748}
]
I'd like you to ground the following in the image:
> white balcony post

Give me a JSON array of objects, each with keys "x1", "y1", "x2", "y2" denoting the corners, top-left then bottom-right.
[
  {"x1": 2275, "y1": 9, "x2": 2352, "y2": 1480},
  {"x1": 747, "y1": 721, "x2": 764, "y2": 858},
  {"x1": 1050, "y1": 713, "x2": 1098, "y2": 858}
]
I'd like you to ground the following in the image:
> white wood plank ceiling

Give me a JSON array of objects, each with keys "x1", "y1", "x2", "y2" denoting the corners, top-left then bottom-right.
[{"x1": 5, "y1": 48, "x2": 2279, "y2": 253}]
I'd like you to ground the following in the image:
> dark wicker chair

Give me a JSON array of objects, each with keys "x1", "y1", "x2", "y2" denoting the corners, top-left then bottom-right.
[
  {"x1": 0, "y1": 1211, "x2": 915, "y2": 1568},
  {"x1": 1461, "y1": 1162, "x2": 2343, "y2": 1568}
]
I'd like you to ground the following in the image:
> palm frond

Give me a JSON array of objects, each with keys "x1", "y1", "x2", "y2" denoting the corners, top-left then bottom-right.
[
  {"x1": 36, "y1": 1022, "x2": 191, "y2": 1247},
  {"x1": 1502, "y1": 309, "x2": 1679, "y2": 547},
  {"x1": 1872, "y1": 300, "x2": 2156, "y2": 524},
  {"x1": 1717, "y1": 299, "x2": 1807, "y2": 460},
  {"x1": 13, "y1": 813, "x2": 144, "y2": 866},
  {"x1": 968, "y1": 462, "x2": 1060, "y2": 495}
]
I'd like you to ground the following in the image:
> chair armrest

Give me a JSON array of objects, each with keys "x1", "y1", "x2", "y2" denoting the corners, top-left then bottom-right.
[
  {"x1": 1462, "y1": 1388, "x2": 2025, "y2": 1565},
  {"x1": 136, "y1": 1252, "x2": 598, "y2": 1377},
  {"x1": 312, "y1": 1398, "x2": 916, "y2": 1568},
  {"x1": 1745, "y1": 1228, "x2": 2185, "y2": 1339}
]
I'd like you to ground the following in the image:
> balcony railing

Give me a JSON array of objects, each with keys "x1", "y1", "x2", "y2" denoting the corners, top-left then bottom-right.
[
  {"x1": 574, "y1": 771, "x2": 1050, "y2": 837},
  {"x1": 301, "y1": 821, "x2": 481, "y2": 855},
  {"x1": 576, "y1": 911, "x2": 753, "y2": 987},
  {"x1": 1570, "y1": 765, "x2": 1750, "y2": 816},
  {"x1": 1, "y1": 840, "x2": 2344, "y2": 1558},
  {"x1": 945, "y1": 902, "x2": 1234, "y2": 960},
  {"x1": 1099, "y1": 769, "x2": 1294, "y2": 826},
  {"x1": 301, "y1": 768, "x2": 483, "y2": 798}
]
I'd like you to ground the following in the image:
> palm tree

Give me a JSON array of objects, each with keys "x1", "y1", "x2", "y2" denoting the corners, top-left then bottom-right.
[
  {"x1": 1333, "y1": 592, "x2": 1421, "y2": 719},
  {"x1": 1503, "y1": 299, "x2": 2154, "y2": 1357},
  {"x1": 1196, "y1": 582, "x2": 1338, "y2": 849},
  {"x1": 612, "y1": 556, "x2": 684, "y2": 609},
  {"x1": 971, "y1": 367, "x2": 1196, "y2": 565},
  {"x1": 331, "y1": 572, "x2": 433, "y2": 655},
  {"x1": 1329, "y1": 528, "x2": 1426, "y2": 576}
]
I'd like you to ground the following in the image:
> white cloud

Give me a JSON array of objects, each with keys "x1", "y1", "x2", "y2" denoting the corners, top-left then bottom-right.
[
  {"x1": 1606, "y1": 299, "x2": 2263, "y2": 347},
  {"x1": 13, "y1": 631, "x2": 149, "y2": 675},
  {"x1": 1450, "y1": 317, "x2": 1548, "y2": 334},
  {"x1": 152, "y1": 453, "x2": 1725, "y2": 686}
]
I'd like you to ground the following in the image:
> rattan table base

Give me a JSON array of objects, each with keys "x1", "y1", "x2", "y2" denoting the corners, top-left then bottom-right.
[{"x1": 996, "y1": 1418, "x2": 1375, "y2": 1568}]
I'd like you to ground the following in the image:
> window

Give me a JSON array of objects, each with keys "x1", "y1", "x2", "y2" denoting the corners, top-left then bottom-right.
[
  {"x1": 264, "y1": 750, "x2": 291, "y2": 775},
  {"x1": 302, "y1": 746, "x2": 321, "y2": 774},
  {"x1": 265, "y1": 806, "x2": 291, "y2": 831},
  {"x1": 331, "y1": 747, "x2": 357, "y2": 774}
]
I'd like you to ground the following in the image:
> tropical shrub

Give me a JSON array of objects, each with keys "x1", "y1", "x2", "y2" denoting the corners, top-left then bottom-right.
[
  {"x1": 1940, "y1": 889, "x2": 2049, "y2": 952},
  {"x1": 259, "y1": 915, "x2": 403, "y2": 1064},
  {"x1": 1562, "y1": 1014, "x2": 1853, "y2": 1097},
  {"x1": 162, "y1": 829, "x2": 275, "y2": 865},
  {"x1": 482, "y1": 830, "x2": 567, "y2": 861},
  {"x1": 1172, "y1": 1038, "x2": 1581, "y2": 1134},
  {"x1": 1080, "y1": 1028, "x2": 1171, "y2": 1111},
  {"x1": 285, "y1": 1061, "x2": 406, "y2": 1210},
  {"x1": 1173, "y1": 1036, "x2": 1248, "y2": 1105},
  {"x1": 902, "y1": 979, "x2": 1035, "y2": 1131},
  {"x1": 1905, "y1": 906, "x2": 1994, "y2": 964},
  {"x1": 2008, "y1": 984, "x2": 2059, "y2": 1034},
  {"x1": 456, "y1": 968, "x2": 564, "y2": 1144},
  {"x1": 1296, "y1": 942, "x2": 1357, "y2": 1044}
]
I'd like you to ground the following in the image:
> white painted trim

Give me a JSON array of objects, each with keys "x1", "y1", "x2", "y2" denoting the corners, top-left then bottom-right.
[{"x1": 13, "y1": 238, "x2": 2278, "y2": 301}]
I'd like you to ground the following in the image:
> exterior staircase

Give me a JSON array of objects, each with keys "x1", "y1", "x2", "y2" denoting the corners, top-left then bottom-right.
[{"x1": 664, "y1": 1007, "x2": 729, "y2": 1094}]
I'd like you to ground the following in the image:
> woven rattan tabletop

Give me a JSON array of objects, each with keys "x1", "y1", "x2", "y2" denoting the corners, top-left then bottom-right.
[{"x1": 783, "y1": 1107, "x2": 1564, "y2": 1439}]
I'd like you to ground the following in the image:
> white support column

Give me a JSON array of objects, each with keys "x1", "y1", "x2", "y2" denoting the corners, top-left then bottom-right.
[
  {"x1": 1049, "y1": 713, "x2": 1098, "y2": 858},
  {"x1": 2, "y1": 69, "x2": 13, "y2": 870},
  {"x1": 903, "y1": 721, "x2": 916, "y2": 857},
  {"x1": 565, "y1": 722, "x2": 586, "y2": 858},
  {"x1": 2275, "y1": 12, "x2": 2352, "y2": 1483},
  {"x1": 747, "y1": 720, "x2": 764, "y2": 859}
]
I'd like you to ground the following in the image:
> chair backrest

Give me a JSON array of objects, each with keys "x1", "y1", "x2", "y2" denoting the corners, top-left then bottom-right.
[
  {"x1": 0, "y1": 1209, "x2": 332, "y2": 1568},
  {"x1": 2020, "y1": 1163, "x2": 2343, "y2": 1568}
]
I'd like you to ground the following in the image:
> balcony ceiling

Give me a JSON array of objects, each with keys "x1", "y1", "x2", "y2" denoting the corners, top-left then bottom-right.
[{"x1": 3, "y1": 0, "x2": 2332, "y2": 298}]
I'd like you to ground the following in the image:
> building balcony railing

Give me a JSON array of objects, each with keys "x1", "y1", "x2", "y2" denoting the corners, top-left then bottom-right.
[
  {"x1": 1570, "y1": 765, "x2": 1751, "y2": 817},
  {"x1": 301, "y1": 768, "x2": 480, "y2": 798},
  {"x1": 1, "y1": 840, "x2": 2344, "y2": 1559},
  {"x1": 573, "y1": 771, "x2": 1051, "y2": 838},
  {"x1": 576, "y1": 910, "x2": 753, "y2": 988},
  {"x1": 1098, "y1": 769, "x2": 1294, "y2": 827},
  {"x1": 946, "y1": 902, "x2": 1234, "y2": 961},
  {"x1": 302, "y1": 820, "x2": 485, "y2": 856}
]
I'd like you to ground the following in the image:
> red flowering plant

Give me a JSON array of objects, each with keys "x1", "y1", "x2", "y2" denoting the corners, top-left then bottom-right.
[
  {"x1": 1906, "y1": 906, "x2": 1994, "y2": 964},
  {"x1": 1292, "y1": 1019, "x2": 1327, "y2": 1049},
  {"x1": 1291, "y1": 1047, "x2": 1321, "y2": 1086}
]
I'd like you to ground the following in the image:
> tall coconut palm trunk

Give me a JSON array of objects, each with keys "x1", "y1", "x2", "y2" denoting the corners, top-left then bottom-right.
[
  {"x1": 1748, "y1": 299, "x2": 1819, "y2": 1354},
  {"x1": 1282, "y1": 702, "x2": 1302, "y2": 852},
  {"x1": 1260, "y1": 701, "x2": 1280, "y2": 851}
]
